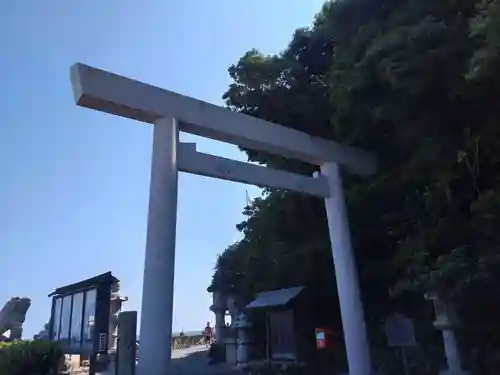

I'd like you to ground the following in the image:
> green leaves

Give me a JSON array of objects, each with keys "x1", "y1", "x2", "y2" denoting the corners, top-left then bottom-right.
[
  {"x1": 0, "y1": 340, "x2": 64, "y2": 375},
  {"x1": 467, "y1": 0, "x2": 500, "y2": 81},
  {"x1": 211, "y1": 2, "x2": 500, "y2": 366}
]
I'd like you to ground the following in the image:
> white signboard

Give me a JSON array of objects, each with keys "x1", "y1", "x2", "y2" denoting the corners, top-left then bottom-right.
[{"x1": 384, "y1": 312, "x2": 416, "y2": 348}]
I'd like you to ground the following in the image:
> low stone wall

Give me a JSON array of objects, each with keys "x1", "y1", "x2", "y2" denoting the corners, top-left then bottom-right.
[{"x1": 172, "y1": 334, "x2": 204, "y2": 349}]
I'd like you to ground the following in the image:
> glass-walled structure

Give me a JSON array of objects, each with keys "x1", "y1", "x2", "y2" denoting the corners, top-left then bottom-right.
[{"x1": 48, "y1": 272, "x2": 118, "y2": 355}]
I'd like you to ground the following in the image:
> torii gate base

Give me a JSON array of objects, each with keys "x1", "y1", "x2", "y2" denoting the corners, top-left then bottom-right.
[{"x1": 69, "y1": 64, "x2": 377, "y2": 375}]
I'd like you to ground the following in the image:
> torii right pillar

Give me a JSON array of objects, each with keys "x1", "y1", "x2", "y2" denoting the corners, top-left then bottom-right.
[{"x1": 318, "y1": 163, "x2": 372, "y2": 375}]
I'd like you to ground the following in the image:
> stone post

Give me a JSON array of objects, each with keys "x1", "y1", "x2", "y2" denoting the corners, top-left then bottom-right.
[{"x1": 117, "y1": 311, "x2": 137, "y2": 375}]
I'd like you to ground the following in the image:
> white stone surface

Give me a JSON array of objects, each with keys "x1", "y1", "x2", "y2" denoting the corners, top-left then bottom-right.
[
  {"x1": 320, "y1": 163, "x2": 372, "y2": 375},
  {"x1": 136, "y1": 118, "x2": 179, "y2": 375},
  {"x1": 70, "y1": 63, "x2": 376, "y2": 175},
  {"x1": 178, "y1": 143, "x2": 330, "y2": 197}
]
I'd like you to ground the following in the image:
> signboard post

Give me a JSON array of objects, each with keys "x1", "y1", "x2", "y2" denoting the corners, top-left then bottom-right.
[{"x1": 384, "y1": 312, "x2": 417, "y2": 375}]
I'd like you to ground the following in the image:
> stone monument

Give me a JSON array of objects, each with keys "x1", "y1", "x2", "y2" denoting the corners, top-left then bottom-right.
[{"x1": 0, "y1": 297, "x2": 31, "y2": 341}]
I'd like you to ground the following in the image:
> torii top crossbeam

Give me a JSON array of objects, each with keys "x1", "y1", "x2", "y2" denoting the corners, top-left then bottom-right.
[{"x1": 70, "y1": 63, "x2": 376, "y2": 176}]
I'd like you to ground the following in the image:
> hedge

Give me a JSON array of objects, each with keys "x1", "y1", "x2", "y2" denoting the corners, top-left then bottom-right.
[{"x1": 0, "y1": 340, "x2": 64, "y2": 375}]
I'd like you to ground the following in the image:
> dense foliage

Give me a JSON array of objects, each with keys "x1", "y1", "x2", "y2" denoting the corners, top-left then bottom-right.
[
  {"x1": 209, "y1": 0, "x2": 500, "y2": 373},
  {"x1": 0, "y1": 340, "x2": 64, "y2": 375}
]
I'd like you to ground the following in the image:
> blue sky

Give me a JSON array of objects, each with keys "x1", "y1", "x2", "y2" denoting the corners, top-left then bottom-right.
[{"x1": 0, "y1": 0, "x2": 324, "y2": 337}]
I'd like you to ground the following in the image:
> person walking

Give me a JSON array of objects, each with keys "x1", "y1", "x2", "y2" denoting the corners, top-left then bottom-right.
[{"x1": 203, "y1": 322, "x2": 213, "y2": 348}]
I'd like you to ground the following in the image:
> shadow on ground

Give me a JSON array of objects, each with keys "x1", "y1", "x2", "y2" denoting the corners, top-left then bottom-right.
[{"x1": 168, "y1": 346, "x2": 238, "y2": 375}]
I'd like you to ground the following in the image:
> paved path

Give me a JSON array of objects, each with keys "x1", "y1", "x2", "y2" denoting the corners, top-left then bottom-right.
[
  {"x1": 168, "y1": 345, "x2": 238, "y2": 375},
  {"x1": 87, "y1": 346, "x2": 236, "y2": 375}
]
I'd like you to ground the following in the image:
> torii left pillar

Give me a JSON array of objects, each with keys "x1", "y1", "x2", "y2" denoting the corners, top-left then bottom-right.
[{"x1": 136, "y1": 117, "x2": 179, "y2": 375}]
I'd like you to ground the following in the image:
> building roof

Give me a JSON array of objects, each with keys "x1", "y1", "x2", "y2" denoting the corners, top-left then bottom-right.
[
  {"x1": 245, "y1": 286, "x2": 304, "y2": 309},
  {"x1": 48, "y1": 271, "x2": 118, "y2": 297}
]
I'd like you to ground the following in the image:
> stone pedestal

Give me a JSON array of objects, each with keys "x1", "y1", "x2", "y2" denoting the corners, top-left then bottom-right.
[
  {"x1": 235, "y1": 313, "x2": 252, "y2": 366},
  {"x1": 224, "y1": 334, "x2": 238, "y2": 365},
  {"x1": 425, "y1": 292, "x2": 468, "y2": 375}
]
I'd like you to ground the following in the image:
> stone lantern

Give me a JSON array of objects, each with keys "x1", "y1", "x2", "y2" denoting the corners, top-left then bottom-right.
[
  {"x1": 425, "y1": 291, "x2": 468, "y2": 375},
  {"x1": 234, "y1": 312, "x2": 252, "y2": 366},
  {"x1": 210, "y1": 291, "x2": 227, "y2": 342},
  {"x1": 224, "y1": 295, "x2": 240, "y2": 365}
]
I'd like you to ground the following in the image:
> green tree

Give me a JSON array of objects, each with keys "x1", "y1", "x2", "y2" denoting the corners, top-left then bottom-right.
[{"x1": 210, "y1": 0, "x2": 500, "y2": 372}]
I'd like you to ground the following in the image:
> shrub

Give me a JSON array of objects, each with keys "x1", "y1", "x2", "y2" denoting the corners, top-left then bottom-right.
[{"x1": 0, "y1": 340, "x2": 64, "y2": 375}]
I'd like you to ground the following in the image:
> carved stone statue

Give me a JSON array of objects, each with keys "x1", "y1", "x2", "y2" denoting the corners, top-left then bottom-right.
[{"x1": 0, "y1": 297, "x2": 31, "y2": 341}]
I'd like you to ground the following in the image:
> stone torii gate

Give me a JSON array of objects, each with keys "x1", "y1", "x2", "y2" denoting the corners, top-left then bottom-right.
[{"x1": 70, "y1": 63, "x2": 377, "y2": 375}]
